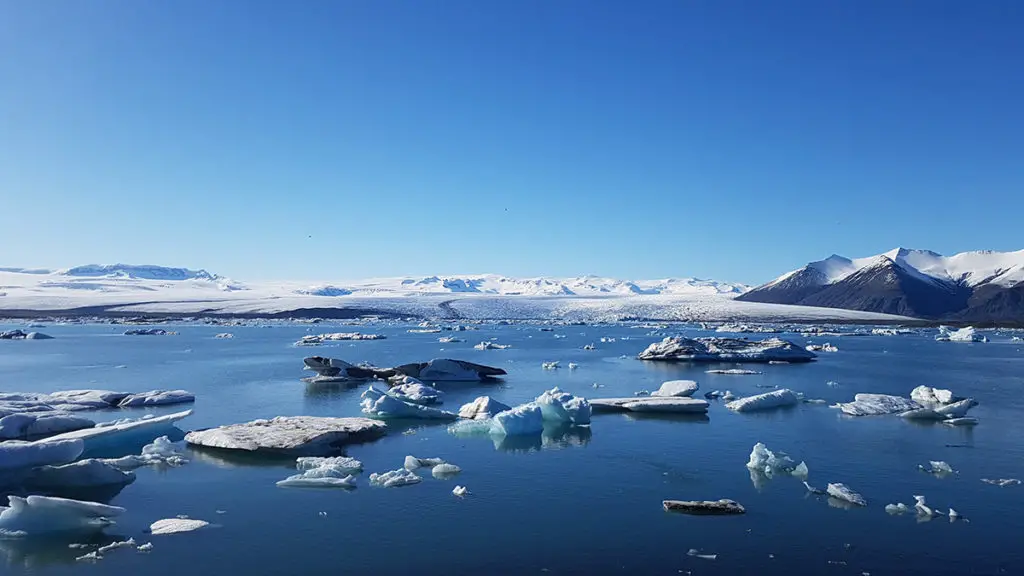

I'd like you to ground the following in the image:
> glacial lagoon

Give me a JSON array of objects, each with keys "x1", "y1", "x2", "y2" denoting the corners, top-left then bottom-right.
[{"x1": 1, "y1": 321, "x2": 1023, "y2": 575}]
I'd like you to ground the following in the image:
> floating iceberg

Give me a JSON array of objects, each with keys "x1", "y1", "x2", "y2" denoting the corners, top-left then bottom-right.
[
  {"x1": 277, "y1": 456, "x2": 362, "y2": 489},
  {"x1": 745, "y1": 443, "x2": 797, "y2": 475},
  {"x1": 934, "y1": 399, "x2": 978, "y2": 418},
  {"x1": 806, "y1": 343, "x2": 838, "y2": 353},
  {"x1": 102, "y1": 436, "x2": 189, "y2": 470},
  {"x1": 452, "y1": 485, "x2": 469, "y2": 497},
  {"x1": 638, "y1": 337, "x2": 816, "y2": 363},
  {"x1": 0, "y1": 330, "x2": 54, "y2": 340},
  {"x1": 0, "y1": 495, "x2": 124, "y2": 537},
  {"x1": 438, "y1": 336, "x2": 462, "y2": 343},
  {"x1": 360, "y1": 386, "x2": 457, "y2": 420},
  {"x1": 28, "y1": 459, "x2": 135, "y2": 488},
  {"x1": 473, "y1": 341, "x2": 510, "y2": 350},
  {"x1": 0, "y1": 439, "x2": 84, "y2": 470},
  {"x1": 919, "y1": 461, "x2": 955, "y2": 477},
  {"x1": 458, "y1": 397, "x2": 511, "y2": 420},
  {"x1": 590, "y1": 397, "x2": 709, "y2": 414},
  {"x1": 936, "y1": 326, "x2": 987, "y2": 343},
  {"x1": 149, "y1": 518, "x2": 209, "y2": 535},
  {"x1": 726, "y1": 389, "x2": 800, "y2": 412},
  {"x1": 535, "y1": 388, "x2": 591, "y2": 425},
  {"x1": 123, "y1": 329, "x2": 175, "y2": 336},
  {"x1": 185, "y1": 416, "x2": 386, "y2": 455},
  {"x1": 541, "y1": 361, "x2": 560, "y2": 370},
  {"x1": 369, "y1": 468, "x2": 421, "y2": 488},
  {"x1": 910, "y1": 386, "x2": 958, "y2": 405},
  {"x1": 826, "y1": 483, "x2": 867, "y2": 507},
  {"x1": 44, "y1": 410, "x2": 192, "y2": 455},
  {"x1": 491, "y1": 404, "x2": 544, "y2": 436},
  {"x1": 432, "y1": 463, "x2": 461, "y2": 479},
  {"x1": 662, "y1": 499, "x2": 745, "y2": 515},
  {"x1": 981, "y1": 478, "x2": 1021, "y2": 487},
  {"x1": 403, "y1": 455, "x2": 446, "y2": 471},
  {"x1": 705, "y1": 369, "x2": 761, "y2": 375},
  {"x1": 913, "y1": 495, "x2": 936, "y2": 518},
  {"x1": 386, "y1": 378, "x2": 443, "y2": 405},
  {"x1": 214, "y1": 333, "x2": 234, "y2": 339},
  {"x1": 885, "y1": 503, "x2": 910, "y2": 515},
  {"x1": 0, "y1": 412, "x2": 95, "y2": 440},
  {"x1": 394, "y1": 358, "x2": 507, "y2": 381},
  {"x1": 833, "y1": 394, "x2": 921, "y2": 416},
  {"x1": 296, "y1": 332, "x2": 386, "y2": 346},
  {"x1": 117, "y1": 390, "x2": 195, "y2": 408},
  {"x1": 900, "y1": 408, "x2": 946, "y2": 421},
  {"x1": 650, "y1": 380, "x2": 699, "y2": 398}
]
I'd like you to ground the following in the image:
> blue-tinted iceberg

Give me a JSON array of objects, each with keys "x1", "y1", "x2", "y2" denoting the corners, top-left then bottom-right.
[
  {"x1": 0, "y1": 439, "x2": 83, "y2": 471},
  {"x1": 0, "y1": 495, "x2": 124, "y2": 537},
  {"x1": 726, "y1": 389, "x2": 800, "y2": 412},
  {"x1": 360, "y1": 386, "x2": 456, "y2": 420}
]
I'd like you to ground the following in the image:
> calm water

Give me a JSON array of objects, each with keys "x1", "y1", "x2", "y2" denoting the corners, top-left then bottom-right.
[{"x1": 1, "y1": 322, "x2": 1023, "y2": 575}]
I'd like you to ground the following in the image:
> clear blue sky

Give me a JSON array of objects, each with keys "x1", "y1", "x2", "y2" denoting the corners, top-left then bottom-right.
[{"x1": 2, "y1": 1, "x2": 1022, "y2": 283}]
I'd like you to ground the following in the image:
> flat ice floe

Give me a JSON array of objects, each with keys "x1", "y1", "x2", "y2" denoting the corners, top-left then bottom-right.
[
  {"x1": 149, "y1": 518, "x2": 210, "y2": 535},
  {"x1": 0, "y1": 330, "x2": 54, "y2": 340},
  {"x1": 295, "y1": 332, "x2": 386, "y2": 346},
  {"x1": 638, "y1": 337, "x2": 816, "y2": 363},
  {"x1": 0, "y1": 495, "x2": 124, "y2": 537},
  {"x1": 662, "y1": 499, "x2": 745, "y2": 515},
  {"x1": 369, "y1": 468, "x2": 421, "y2": 488},
  {"x1": 725, "y1": 389, "x2": 800, "y2": 412},
  {"x1": 0, "y1": 388, "x2": 194, "y2": 417},
  {"x1": 833, "y1": 394, "x2": 921, "y2": 416},
  {"x1": 910, "y1": 386, "x2": 959, "y2": 405},
  {"x1": 826, "y1": 483, "x2": 867, "y2": 507},
  {"x1": 590, "y1": 397, "x2": 709, "y2": 414},
  {"x1": 116, "y1": 390, "x2": 195, "y2": 408},
  {"x1": 473, "y1": 341, "x2": 510, "y2": 350},
  {"x1": 185, "y1": 416, "x2": 386, "y2": 455},
  {"x1": 360, "y1": 386, "x2": 457, "y2": 420},
  {"x1": 705, "y1": 369, "x2": 761, "y2": 375}
]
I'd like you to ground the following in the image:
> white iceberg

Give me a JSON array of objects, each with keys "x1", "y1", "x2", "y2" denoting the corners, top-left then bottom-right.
[
  {"x1": 705, "y1": 369, "x2": 761, "y2": 375},
  {"x1": 910, "y1": 386, "x2": 958, "y2": 405},
  {"x1": 149, "y1": 518, "x2": 209, "y2": 535},
  {"x1": 117, "y1": 390, "x2": 195, "y2": 408},
  {"x1": 45, "y1": 410, "x2": 193, "y2": 455},
  {"x1": 981, "y1": 478, "x2": 1021, "y2": 487},
  {"x1": 491, "y1": 404, "x2": 544, "y2": 436},
  {"x1": 619, "y1": 398, "x2": 710, "y2": 414},
  {"x1": 535, "y1": 388, "x2": 591, "y2": 425},
  {"x1": 368, "y1": 468, "x2": 421, "y2": 488},
  {"x1": 834, "y1": 394, "x2": 921, "y2": 416},
  {"x1": 726, "y1": 389, "x2": 800, "y2": 412},
  {"x1": 296, "y1": 332, "x2": 386, "y2": 346},
  {"x1": 277, "y1": 457, "x2": 362, "y2": 489},
  {"x1": 103, "y1": 436, "x2": 189, "y2": 470},
  {"x1": 650, "y1": 380, "x2": 699, "y2": 398},
  {"x1": 826, "y1": 483, "x2": 867, "y2": 507},
  {"x1": 432, "y1": 463, "x2": 461, "y2": 479},
  {"x1": 900, "y1": 408, "x2": 946, "y2": 421},
  {"x1": 473, "y1": 341, "x2": 510, "y2": 350},
  {"x1": 639, "y1": 337, "x2": 817, "y2": 363},
  {"x1": 28, "y1": 459, "x2": 135, "y2": 488},
  {"x1": 452, "y1": 485, "x2": 469, "y2": 497},
  {"x1": 934, "y1": 399, "x2": 978, "y2": 418},
  {"x1": 919, "y1": 461, "x2": 955, "y2": 476},
  {"x1": 360, "y1": 386, "x2": 457, "y2": 420},
  {"x1": 457, "y1": 397, "x2": 511, "y2": 420},
  {"x1": 936, "y1": 326, "x2": 987, "y2": 343},
  {"x1": 541, "y1": 361, "x2": 560, "y2": 370},
  {"x1": 214, "y1": 333, "x2": 234, "y2": 339},
  {"x1": 0, "y1": 438, "x2": 84, "y2": 471},
  {"x1": 184, "y1": 416, "x2": 386, "y2": 455},
  {"x1": 0, "y1": 412, "x2": 95, "y2": 440},
  {"x1": 386, "y1": 380, "x2": 443, "y2": 405},
  {"x1": 0, "y1": 495, "x2": 124, "y2": 537},
  {"x1": 745, "y1": 442, "x2": 797, "y2": 475},
  {"x1": 403, "y1": 455, "x2": 446, "y2": 471},
  {"x1": 913, "y1": 495, "x2": 936, "y2": 517}
]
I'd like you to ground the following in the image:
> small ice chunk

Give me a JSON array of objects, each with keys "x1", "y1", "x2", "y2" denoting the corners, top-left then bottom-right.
[
  {"x1": 650, "y1": 380, "x2": 699, "y2": 398},
  {"x1": 910, "y1": 386, "x2": 957, "y2": 405},
  {"x1": 803, "y1": 481, "x2": 826, "y2": 495},
  {"x1": 369, "y1": 468, "x2": 421, "y2": 488},
  {"x1": 137, "y1": 542, "x2": 153, "y2": 552},
  {"x1": 620, "y1": 398, "x2": 710, "y2": 413},
  {"x1": 0, "y1": 495, "x2": 125, "y2": 536},
  {"x1": 541, "y1": 361, "x2": 560, "y2": 370},
  {"x1": 705, "y1": 369, "x2": 761, "y2": 375},
  {"x1": 791, "y1": 461, "x2": 809, "y2": 480},
  {"x1": 149, "y1": 518, "x2": 210, "y2": 535},
  {"x1": 826, "y1": 483, "x2": 867, "y2": 506},
  {"x1": 726, "y1": 389, "x2": 800, "y2": 412},
  {"x1": 452, "y1": 485, "x2": 469, "y2": 497},
  {"x1": 458, "y1": 396, "x2": 512, "y2": 420},
  {"x1": 746, "y1": 443, "x2": 797, "y2": 474},
  {"x1": 102, "y1": 435, "x2": 189, "y2": 470},
  {"x1": 387, "y1": 381, "x2": 444, "y2": 405},
  {"x1": 277, "y1": 456, "x2": 362, "y2": 488},
  {"x1": 404, "y1": 455, "x2": 446, "y2": 470},
  {"x1": 914, "y1": 495, "x2": 936, "y2": 517},
  {"x1": 663, "y1": 499, "x2": 745, "y2": 515},
  {"x1": 934, "y1": 399, "x2": 978, "y2": 419},
  {"x1": 568, "y1": 363, "x2": 578, "y2": 370},
  {"x1": 687, "y1": 549, "x2": 717, "y2": 560},
  {"x1": 919, "y1": 461, "x2": 955, "y2": 476},
  {"x1": 723, "y1": 390, "x2": 736, "y2": 401},
  {"x1": 97, "y1": 538, "x2": 136, "y2": 554},
  {"x1": 473, "y1": 341, "x2": 510, "y2": 350},
  {"x1": 297, "y1": 456, "x2": 361, "y2": 474},
  {"x1": 948, "y1": 508, "x2": 960, "y2": 521},
  {"x1": 432, "y1": 463, "x2": 461, "y2": 479},
  {"x1": 943, "y1": 417, "x2": 979, "y2": 426},
  {"x1": 981, "y1": 478, "x2": 1021, "y2": 487},
  {"x1": 76, "y1": 551, "x2": 101, "y2": 562},
  {"x1": 885, "y1": 503, "x2": 910, "y2": 515}
]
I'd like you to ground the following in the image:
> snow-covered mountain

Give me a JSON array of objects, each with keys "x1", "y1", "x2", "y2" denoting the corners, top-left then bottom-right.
[
  {"x1": 739, "y1": 248, "x2": 1024, "y2": 321},
  {"x1": 0, "y1": 263, "x2": 914, "y2": 322}
]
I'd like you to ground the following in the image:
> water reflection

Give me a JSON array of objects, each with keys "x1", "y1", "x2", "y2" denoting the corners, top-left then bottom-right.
[{"x1": 450, "y1": 423, "x2": 593, "y2": 453}]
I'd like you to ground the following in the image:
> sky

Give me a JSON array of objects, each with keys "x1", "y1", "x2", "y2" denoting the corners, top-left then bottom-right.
[{"x1": 2, "y1": 1, "x2": 1023, "y2": 284}]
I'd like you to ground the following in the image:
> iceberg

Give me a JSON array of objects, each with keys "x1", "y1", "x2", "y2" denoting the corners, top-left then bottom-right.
[
  {"x1": 705, "y1": 369, "x2": 761, "y2": 375},
  {"x1": 43, "y1": 410, "x2": 192, "y2": 455},
  {"x1": 149, "y1": 518, "x2": 209, "y2": 535},
  {"x1": 833, "y1": 394, "x2": 921, "y2": 416},
  {"x1": 919, "y1": 461, "x2": 955, "y2": 477},
  {"x1": 386, "y1": 379, "x2": 443, "y2": 405},
  {"x1": 0, "y1": 439, "x2": 84, "y2": 470},
  {"x1": 0, "y1": 412, "x2": 95, "y2": 440},
  {"x1": 214, "y1": 333, "x2": 234, "y2": 339},
  {"x1": 123, "y1": 329, "x2": 175, "y2": 336},
  {"x1": 0, "y1": 495, "x2": 124, "y2": 537},
  {"x1": 360, "y1": 386, "x2": 457, "y2": 420},
  {"x1": 981, "y1": 478, "x2": 1021, "y2": 487},
  {"x1": 473, "y1": 341, "x2": 510, "y2": 350},
  {"x1": 185, "y1": 416, "x2": 386, "y2": 455},
  {"x1": 277, "y1": 457, "x2": 362, "y2": 489},
  {"x1": 649, "y1": 380, "x2": 699, "y2": 398},
  {"x1": 910, "y1": 386, "x2": 958, "y2": 405},
  {"x1": 936, "y1": 326, "x2": 987, "y2": 343},
  {"x1": 393, "y1": 358, "x2": 507, "y2": 381},
  {"x1": 934, "y1": 399, "x2": 978, "y2": 418},
  {"x1": 662, "y1": 499, "x2": 745, "y2": 515},
  {"x1": 745, "y1": 443, "x2": 797, "y2": 475},
  {"x1": 1, "y1": 330, "x2": 54, "y2": 340},
  {"x1": 403, "y1": 455, "x2": 446, "y2": 471},
  {"x1": 826, "y1": 483, "x2": 867, "y2": 507},
  {"x1": 296, "y1": 332, "x2": 386, "y2": 346},
  {"x1": 590, "y1": 397, "x2": 709, "y2": 414},
  {"x1": 885, "y1": 503, "x2": 910, "y2": 515},
  {"x1": 432, "y1": 463, "x2": 461, "y2": 479},
  {"x1": 44, "y1": 390, "x2": 130, "y2": 410},
  {"x1": 117, "y1": 390, "x2": 195, "y2": 408},
  {"x1": 458, "y1": 396, "x2": 512, "y2": 420},
  {"x1": 28, "y1": 459, "x2": 135, "y2": 488},
  {"x1": 491, "y1": 404, "x2": 544, "y2": 436},
  {"x1": 725, "y1": 389, "x2": 800, "y2": 412},
  {"x1": 900, "y1": 408, "x2": 946, "y2": 421},
  {"x1": 368, "y1": 468, "x2": 421, "y2": 488},
  {"x1": 535, "y1": 388, "x2": 591, "y2": 425},
  {"x1": 541, "y1": 361, "x2": 560, "y2": 370},
  {"x1": 452, "y1": 485, "x2": 469, "y2": 497},
  {"x1": 102, "y1": 436, "x2": 189, "y2": 470},
  {"x1": 638, "y1": 337, "x2": 816, "y2": 363}
]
